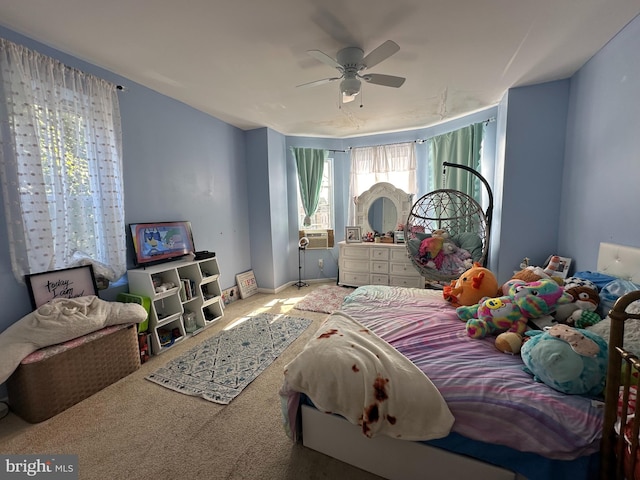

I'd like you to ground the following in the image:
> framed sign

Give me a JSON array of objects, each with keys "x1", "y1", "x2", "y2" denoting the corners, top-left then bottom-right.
[
  {"x1": 236, "y1": 270, "x2": 258, "y2": 299},
  {"x1": 26, "y1": 265, "x2": 98, "y2": 309},
  {"x1": 345, "y1": 226, "x2": 362, "y2": 243}
]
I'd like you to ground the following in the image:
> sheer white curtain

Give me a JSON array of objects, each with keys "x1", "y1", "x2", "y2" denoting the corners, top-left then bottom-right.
[
  {"x1": 0, "y1": 38, "x2": 126, "y2": 282},
  {"x1": 348, "y1": 142, "x2": 417, "y2": 224}
]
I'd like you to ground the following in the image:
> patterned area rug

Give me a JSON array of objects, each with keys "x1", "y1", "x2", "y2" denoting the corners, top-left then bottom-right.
[
  {"x1": 146, "y1": 313, "x2": 312, "y2": 404},
  {"x1": 294, "y1": 285, "x2": 355, "y2": 314}
]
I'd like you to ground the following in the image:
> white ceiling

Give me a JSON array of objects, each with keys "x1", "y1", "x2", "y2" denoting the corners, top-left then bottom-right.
[{"x1": 1, "y1": 0, "x2": 639, "y2": 138}]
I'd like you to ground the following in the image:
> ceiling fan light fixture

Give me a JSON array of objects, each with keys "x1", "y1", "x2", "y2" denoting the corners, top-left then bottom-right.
[
  {"x1": 342, "y1": 93, "x2": 358, "y2": 103},
  {"x1": 340, "y1": 77, "x2": 361, "y2": 97}
]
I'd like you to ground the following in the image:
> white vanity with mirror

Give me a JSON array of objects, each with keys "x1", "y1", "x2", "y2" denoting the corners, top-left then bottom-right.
[{"x1": 338, "y1": 183, "x2": 424, "y2": 289}]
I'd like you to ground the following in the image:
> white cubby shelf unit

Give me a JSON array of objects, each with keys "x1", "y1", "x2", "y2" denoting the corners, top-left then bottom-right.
[{"x1": 127, "y1": 257, "x2": 224, "y2": 355}]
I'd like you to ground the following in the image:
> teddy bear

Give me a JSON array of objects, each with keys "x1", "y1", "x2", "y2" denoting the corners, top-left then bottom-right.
[
  {"x1": 456, "y1": 278, "x2": 573, "y2": 339},
  {"x1": 443, "y1": 263, "x2": 498, "y2": 307},
  {"x1": 520, "y1": 324, "x2": 608, "y2": 396}
]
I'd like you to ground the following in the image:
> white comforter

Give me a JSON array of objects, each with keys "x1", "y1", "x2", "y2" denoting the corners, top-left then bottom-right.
[
  {"x1": 283, "y1": 311, "x2": 454, "y2": 441},
  {"x1": 0, "y1": 295, "x2": 147, "y2": 384}
]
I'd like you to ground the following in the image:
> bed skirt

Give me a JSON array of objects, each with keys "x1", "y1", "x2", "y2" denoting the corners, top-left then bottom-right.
[{"x1": 7, "y1": 323, "x2": 140, "y2": 423}]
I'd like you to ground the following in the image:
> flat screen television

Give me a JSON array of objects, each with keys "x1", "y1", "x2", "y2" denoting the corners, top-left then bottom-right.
[{"x1": 129, "y1": 221, "x2": 196, "y2": 267}]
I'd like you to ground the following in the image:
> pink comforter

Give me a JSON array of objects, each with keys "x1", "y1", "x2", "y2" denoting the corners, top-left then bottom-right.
[{"x1": 337, "y1": 285, "x2": 603, "y2": 460}]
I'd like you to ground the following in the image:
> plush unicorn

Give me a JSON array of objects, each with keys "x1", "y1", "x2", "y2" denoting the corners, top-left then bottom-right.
[{"x1": 456, "y1": 278, "x2": 573, "y2": 339}]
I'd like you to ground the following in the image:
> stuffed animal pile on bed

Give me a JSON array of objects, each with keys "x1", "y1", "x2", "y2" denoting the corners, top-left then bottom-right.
[
  {"x1": 456, "y1": 278, "x2": 572, "y2": 339},
  {"x1": 442, "y1": 262, "x2": 610, "y2": 396}
]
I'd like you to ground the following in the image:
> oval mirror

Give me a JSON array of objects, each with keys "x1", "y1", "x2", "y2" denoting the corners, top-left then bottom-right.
[{"x1": 368, "y1": 197, "x2": 398, "y2": 233}]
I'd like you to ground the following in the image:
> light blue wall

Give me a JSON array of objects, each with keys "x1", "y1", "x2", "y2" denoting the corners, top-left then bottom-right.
[
  {"x1": 492, "y1": 80, "x2": 570, "y2": 283},
  {"x1": 560, "y1": 13, "x2": 640, "y2": 271},
  {"x1": 245, "y1": 128, "x2": 274, "y2": 289},
  {"x1": 120, "y1": 81, "x2": 250, "y2": 291}
]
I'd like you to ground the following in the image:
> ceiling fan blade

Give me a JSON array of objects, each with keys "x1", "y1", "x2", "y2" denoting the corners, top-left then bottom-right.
[
  {"x1": 362, "y1": 40, "x2": 400, "y2": 69},
  {"x1": 307, "y1": 49, "x2": 343, "y2": 70},
  {"x1": 362, "y1": 73, "x2": 406, "y2": 88},
  {"x1": 296, "y1": 77, "x2": 342, "y2": 88}
]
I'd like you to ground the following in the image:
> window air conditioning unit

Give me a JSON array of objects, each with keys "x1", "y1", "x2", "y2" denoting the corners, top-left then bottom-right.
[{"x1": 299, "y1": 229, "x2": 334, "y2": 249}]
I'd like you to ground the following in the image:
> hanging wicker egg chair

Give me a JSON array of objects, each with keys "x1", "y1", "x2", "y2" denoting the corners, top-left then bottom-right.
[{"x1": 405, "y1": 163, "x2": 493, "y2": 285}]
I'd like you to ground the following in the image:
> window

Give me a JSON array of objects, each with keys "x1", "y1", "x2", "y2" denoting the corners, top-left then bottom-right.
[
  {"x1": 0, "y1": 38, "x2": 126, "y2": 282},
  {"x1": 298, "y1": 158, "x2": 333, "y2": 230}
]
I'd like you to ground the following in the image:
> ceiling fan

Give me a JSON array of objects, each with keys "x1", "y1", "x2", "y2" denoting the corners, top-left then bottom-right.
[{"x1": 298, "y1": 40, "x2": 405, "y2": 103}]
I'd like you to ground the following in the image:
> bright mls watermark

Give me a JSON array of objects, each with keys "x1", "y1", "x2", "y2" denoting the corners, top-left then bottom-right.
[{"x1": 1, "y1": 455, "x2": 78, "y2": 479}]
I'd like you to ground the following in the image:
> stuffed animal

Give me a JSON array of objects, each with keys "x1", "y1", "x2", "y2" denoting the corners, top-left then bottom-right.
[
  {"x1": 438, "y1": 243, "x2": 473, "y2": 276},
  {"x1": 418, "y1": 230, "x2": 448, "y2": 258},
  {"x1": 569, "y1": 309, "x2": 602, "y2": 329},
  {"x1": 443, "y1": 263, "x2": 498, "y2": 307},
  {"x1": 456, "y1": 278, "x2": 573, "y2": 339},
  {"x1": 521, "y1": 324, "x2": 608, "y2": 396},
  {"x1": 501, "y1": 265, "x2": 562, "y2": 295},
  {"x1": 554, "y1": 277, "x2": 600, "y2": 325},
  {"x1": 495, "y1": 332, "x2": 524, "y2": 355}
]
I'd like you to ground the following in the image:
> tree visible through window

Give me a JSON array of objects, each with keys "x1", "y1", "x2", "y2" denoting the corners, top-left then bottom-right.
[{"x1": 298, "y1": 158, "x2": 333, "y2": 230}]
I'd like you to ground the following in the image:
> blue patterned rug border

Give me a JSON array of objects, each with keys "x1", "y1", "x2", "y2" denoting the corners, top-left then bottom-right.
[{"x1": 146, "y1": 313, "x2": 312, "y2": 404}]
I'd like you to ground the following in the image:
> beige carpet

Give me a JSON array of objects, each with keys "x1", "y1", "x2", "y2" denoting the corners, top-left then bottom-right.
[{"x1": 0, "y1": 281, "x2": 382, "y2": 480}]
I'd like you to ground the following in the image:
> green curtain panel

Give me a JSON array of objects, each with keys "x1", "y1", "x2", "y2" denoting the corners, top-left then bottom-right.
[
  {"x1": 292, "y1": 147, "x2": 328, "y2": 226},
  {"x1": 429, "y1": 122, "x2": 484, "y2": 201}
]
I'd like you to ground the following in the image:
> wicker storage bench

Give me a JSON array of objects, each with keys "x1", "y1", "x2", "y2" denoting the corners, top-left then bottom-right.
[{"x1": 7, "y1": 323, "x2": 140, "y2": 423}]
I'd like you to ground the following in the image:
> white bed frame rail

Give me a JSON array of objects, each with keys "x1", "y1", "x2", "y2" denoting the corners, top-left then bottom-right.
[{"x1": 302, "y1": 405, "x2": 519, "y2": 480}]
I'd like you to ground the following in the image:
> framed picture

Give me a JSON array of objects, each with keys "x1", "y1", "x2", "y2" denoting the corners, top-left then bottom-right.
[
  {"x1": 25, "y1": 265, "x2": 98, "y2": 309},
  {"x1": 236, "y1": 270, "x2": 258, "y2": 299},
  {"x1": 344, "y1": 227, "x2": 362, "y2": 243},
  {"x1": 545, "y1": 255, "x2": 573, "y2": 279},
  {"x1": 345, "y1": 226, "x2": 362, "y2": 243}
]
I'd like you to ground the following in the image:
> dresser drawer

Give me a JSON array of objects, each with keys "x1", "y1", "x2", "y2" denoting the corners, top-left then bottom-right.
[
  {"x1": 340, "y1": 272, "x2": 369, "y2": 287},
  {"x1": 390, "y1": 262, "x2": 419, "y2": 276},
  {"x1": 390, "y1": 249, "x2": 411, "y2": 262},
  {"x1": 343, "y1": 259, "x2": 370, "y2": 273},
  {"x1": 371, "y1": 274, "x2": 389, "y2": 285},
  {"x1": 341, "y1": 246, "x2": 370, "y2": 260},
  {"x1": 390, "y1": 275, "x2": 424, "y2": 288},
  {"x1": 370, "y1": 261, "x2": 389, "y2": 274},
  {"x1": 370, "y1": 248, "x2": 390, "y2": 261}
]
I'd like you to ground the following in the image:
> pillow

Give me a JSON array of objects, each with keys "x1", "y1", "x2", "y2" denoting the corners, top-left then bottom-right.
[
  {"x1": 572, "y1": 271, "x2": 620, "y2": 291},
  {"x1": 599, "y1": 279, "x2": 640, "y2": 316}
]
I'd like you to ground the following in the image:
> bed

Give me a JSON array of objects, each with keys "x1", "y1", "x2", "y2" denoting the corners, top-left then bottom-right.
[{"x1": 281, "y1": 242, "x2": 640, "y2": 480}]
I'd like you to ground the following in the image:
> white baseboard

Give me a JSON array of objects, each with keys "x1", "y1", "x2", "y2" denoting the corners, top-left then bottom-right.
[{"x1": 257, "y1": 278, "x2": 337, "y2": 294}]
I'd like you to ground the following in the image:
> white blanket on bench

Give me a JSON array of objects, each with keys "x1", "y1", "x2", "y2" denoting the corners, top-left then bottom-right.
[{"x1": 0, "y1": 295, "x2": 147, "y2": 384}]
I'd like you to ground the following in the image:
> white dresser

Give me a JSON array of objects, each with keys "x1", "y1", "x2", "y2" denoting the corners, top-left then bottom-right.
[{"x1": 338, "y1": 241, "x2": 424, "y2": 288}]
